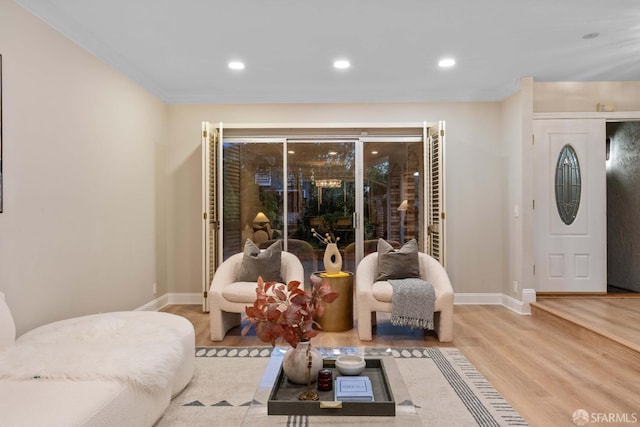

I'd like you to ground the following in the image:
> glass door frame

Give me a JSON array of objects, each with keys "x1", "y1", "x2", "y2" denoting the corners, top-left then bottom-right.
[
  {"x1": 213, "y1": 123, "x2": 439, "y2": 270},
  {"x1": 286, "y1": 138, "x2": 359, "y2": 265},
  {"x1": 360, "y1": 134, "x2": 425, "y2": 252},
  {"x1": 220, "y1": 136, "x2": 360, "y2": 270}
]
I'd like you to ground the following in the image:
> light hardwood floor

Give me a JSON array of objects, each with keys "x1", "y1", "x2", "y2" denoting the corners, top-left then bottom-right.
[
  {"x1": 532, "y1": 297, "x2": 640, "y2": 352},
  {"x1": 162, "y1": 302, "x2": 640, "y2": 427}
]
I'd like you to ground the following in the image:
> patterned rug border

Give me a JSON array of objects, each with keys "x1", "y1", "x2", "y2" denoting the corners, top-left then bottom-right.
[
  {"x1": 193, "y1": 346, "x2": 528, "y2": 426},
  {"x1": 194, "y1": 346, "x2": 464, "y2": 359}
]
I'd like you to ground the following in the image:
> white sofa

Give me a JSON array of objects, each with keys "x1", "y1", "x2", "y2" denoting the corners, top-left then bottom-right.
[{"x1": 0, "y1": 292, "x2": 194, "y2": 427}]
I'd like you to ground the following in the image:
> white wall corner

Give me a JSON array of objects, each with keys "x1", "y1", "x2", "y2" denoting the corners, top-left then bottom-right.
[
  {"x1": 520, "y1": 288, "x2": 537, "y2": 315},
  {"x1": 136, "y1": 294, "x2": 170, "y2": 311},
  {"x1": 500, "y1": 289, "x2": 536, "y2": 315},
  {"x1": 501, "y1": 294, "x2": 529, "y2": 315}
]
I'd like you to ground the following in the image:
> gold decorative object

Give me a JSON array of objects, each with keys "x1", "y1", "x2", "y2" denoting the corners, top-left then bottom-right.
[
  {"x1": 298, "y1": 343, "x2": 319, "y2": 401},
  {"x1": 252, "y1": 211, "x2": 270, "y2": 226},
  {"x1": 315, "y1": 179, "x2": 342, "y2": 188},
  {"x1": 314, "y1": 272, "x2": 353, "y2": 332},
  {"x1": 282, "y1": 340, "x2": 323, "y2": 384}
]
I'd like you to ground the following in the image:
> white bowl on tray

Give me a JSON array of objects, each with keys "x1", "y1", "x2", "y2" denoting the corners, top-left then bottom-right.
[{"x1": 335, "y1": 355, "x2": 366, "y2": 376}]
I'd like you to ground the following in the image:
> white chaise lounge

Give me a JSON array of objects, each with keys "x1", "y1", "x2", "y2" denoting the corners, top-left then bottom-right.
[{"x1": 0, "y1": 292, "x2": 194, "y2": 427}]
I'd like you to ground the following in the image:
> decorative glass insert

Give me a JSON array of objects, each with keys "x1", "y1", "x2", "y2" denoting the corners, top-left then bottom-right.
[{"x1": 555, "y1": 144, "x2": 581, "y2": 225}]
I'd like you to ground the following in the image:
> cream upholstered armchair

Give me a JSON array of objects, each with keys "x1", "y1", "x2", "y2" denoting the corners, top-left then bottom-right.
[
  {"x1": 209, "y1": 251, "x2": 304, "y2": 341},
  {"x1": 356, "y1": 251, "x2": 454, "y2": 342},
  {"x1": 343, "y1": 239, "x2": 400, "y2": 273},
  {"x1": 258, "y1": 239, "x2": 317, "y2": 286}
]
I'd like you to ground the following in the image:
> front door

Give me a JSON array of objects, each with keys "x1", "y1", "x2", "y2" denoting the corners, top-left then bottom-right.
[{"x1": 533, "y1": 119, "x2": 606, "y2": 292}]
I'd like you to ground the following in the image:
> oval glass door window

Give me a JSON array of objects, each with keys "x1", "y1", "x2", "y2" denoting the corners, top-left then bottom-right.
[{"x1": 555, "y1": 144, "x2": 581, "y2": 225}]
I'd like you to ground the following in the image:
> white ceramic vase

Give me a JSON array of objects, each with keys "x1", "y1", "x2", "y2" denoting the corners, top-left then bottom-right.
[
  {"x1": 282, "y1": 340, "x2": 323, "y2": 384},
  {"x1": 323, "y1": 243, "x2": 342, "y2": 274}
]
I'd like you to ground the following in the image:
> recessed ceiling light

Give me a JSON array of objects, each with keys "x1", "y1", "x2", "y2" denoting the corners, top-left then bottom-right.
[
  {"x1": 228, "y1": 61, "x2": 245, "y2": 70},
  {"x1": 288, "y1": 150, "x2": 295, "y2": 154},
  {"x1": 328, "y1": 151, "x2": 338, "y2": 156},
  {"x1": 438, "y1": 58, "x2": 456, "y2": 68},
  {"x1": 371, "y1": 151, "x2": 378, "y2": 155},
  {"x1": 333, "y1": 59, "x2": 351, "y2": 69}
]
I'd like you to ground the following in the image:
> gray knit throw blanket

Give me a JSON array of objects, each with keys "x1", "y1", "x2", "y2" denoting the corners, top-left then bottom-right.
[{"x1": 388, "y1": 278, "x2": 435, "y2": 330}]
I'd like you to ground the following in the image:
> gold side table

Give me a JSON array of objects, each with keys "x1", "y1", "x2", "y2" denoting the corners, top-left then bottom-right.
[{"x1": 313, "y1": 271, "x2": 353, "y2": 332}]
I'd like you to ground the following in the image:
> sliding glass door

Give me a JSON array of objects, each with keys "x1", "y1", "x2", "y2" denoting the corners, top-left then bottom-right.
[
  {"x1": 220, "y1": 138, "x2": 356, "y2": 284},
  {"x1": 287, "y1": 140, "x2": 356, "y2": 280},
  {"x1": 355, "y1": 138, "x2": 424, "y2": 270},
  {"x1": 221, "y1": 138, "x2": 284, "y2": 257},
  {"x1": 213, "y1": 126, "x2": 437, "y2": 289}
]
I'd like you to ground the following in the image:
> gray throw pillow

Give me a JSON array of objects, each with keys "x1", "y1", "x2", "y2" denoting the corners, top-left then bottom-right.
[
  {"x1": 376, "y1": 238, "x2": 420, "y2": 281},
  {"x1": 236, "y1": 239, "x2": 284, "y2": 283}
]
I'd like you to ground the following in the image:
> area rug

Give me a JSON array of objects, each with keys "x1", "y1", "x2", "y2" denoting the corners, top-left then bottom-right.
[{"x1": 155, "y1": 347, "x2": 528, "y2": 427}]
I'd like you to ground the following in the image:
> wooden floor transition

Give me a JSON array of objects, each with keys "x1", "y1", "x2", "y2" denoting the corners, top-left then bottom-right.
[
  {"x1": 532, "y1": 296, "x2": 640, "y2": 354},
  {"x1": 162, "y1": 299, "x2": 640, "y2": 427}
]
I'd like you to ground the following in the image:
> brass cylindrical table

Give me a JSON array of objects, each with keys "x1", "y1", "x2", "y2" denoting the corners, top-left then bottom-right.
[{"x1": 313, "y1": 271, "x2": 353, "y2": 332}]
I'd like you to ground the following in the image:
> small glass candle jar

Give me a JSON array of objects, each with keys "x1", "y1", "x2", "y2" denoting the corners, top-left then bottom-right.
[{"x1": 317, "y1": 368, "x2": 333, "y2": 391}]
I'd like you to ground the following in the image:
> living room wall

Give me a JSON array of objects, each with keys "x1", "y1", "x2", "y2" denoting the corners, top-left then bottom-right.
[
  {"x1": 166, "y1": 102, "x2": 510, "y2": 299},
  {"x1": 3, "y1": 0, "x2": 640, "y2": 337},
  {"x1": 0, "y1": 0, "x2": 168, "y2": 335},
  {"x1": 534, "y1": 82, "x2": 640, "y2": 112},
  {"x1": 499, "y1": 78, "x2": 533, "y2": 298}
]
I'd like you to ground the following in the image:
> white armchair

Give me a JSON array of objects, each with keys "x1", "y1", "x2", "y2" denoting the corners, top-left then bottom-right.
[
  {"x1": 356, "y1": 251, "x2": 454, "y2": 342},
  {"x1": 209, "y1": 251, "x2": 304, "y2": 341}
]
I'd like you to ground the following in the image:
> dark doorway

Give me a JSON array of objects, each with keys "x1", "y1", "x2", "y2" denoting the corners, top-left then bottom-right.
[{"x1": 606, "y1": 121, "x2": 640, "y2": 293}]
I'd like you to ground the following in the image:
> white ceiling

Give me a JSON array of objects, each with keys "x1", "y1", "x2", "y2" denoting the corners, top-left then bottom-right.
[{"x1": 15, "y1": 0, "x2": 640, "y2": 104}]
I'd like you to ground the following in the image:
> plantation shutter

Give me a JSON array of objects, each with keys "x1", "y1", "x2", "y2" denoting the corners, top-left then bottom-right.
[
  {"x1": 201, "y1": 122, "x2": 220, "y2": 311},
  {"x1": 427, "y1": 122, "x2": 446, "y2": 267}
]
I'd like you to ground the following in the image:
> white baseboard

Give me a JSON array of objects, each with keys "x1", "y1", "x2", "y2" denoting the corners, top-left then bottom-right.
[
  {"x1": 520, "y1": 288, "x2": 537, "y2": 315},
  {"x1": 140, "y1": 291, "x2": 537, "y2": 315},
  {"x1": 136, "y1": 293, "x2": 202, "y2": 311},
  {"x1": 165, "y1": 293, "x2": 203, "y2": 305},
  {"x1": 454, "y1": 290, "x2": 536, "y2": 315},
  {"x1": 500, "y1": 293, "x2": 531, "y2": 315},
  {"x1": 454, "y1": 293, "x2": 503, "y2": 305},
  {"x1": 136, "y1": 295, "x2": 169, "y2": 311}
]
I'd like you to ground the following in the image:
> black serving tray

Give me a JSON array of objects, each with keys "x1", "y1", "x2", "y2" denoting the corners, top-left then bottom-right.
[{"x1": 267, "y1": 358, "x2": 395, "y2": 417}]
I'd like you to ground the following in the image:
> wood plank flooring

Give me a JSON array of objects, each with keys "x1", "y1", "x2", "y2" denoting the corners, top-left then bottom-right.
[
  {"x1": 532, "y1": 297, "x2": 640, "y2": 352},
  {"x1": 162, "y1": 301, "x2": 640, "y2": 427}
]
